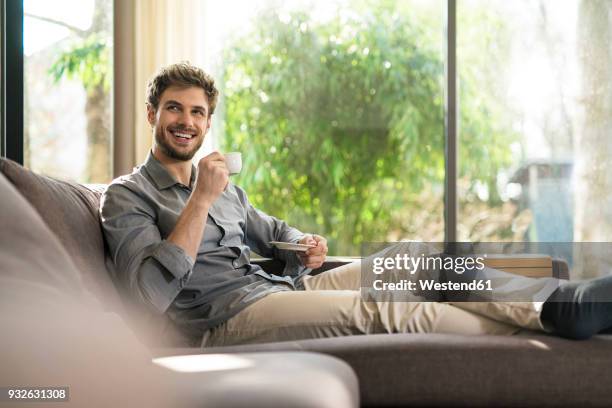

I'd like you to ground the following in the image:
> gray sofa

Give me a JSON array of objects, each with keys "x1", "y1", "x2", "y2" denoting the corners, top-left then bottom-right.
[
  {"x1": 0, "y1": 158, "x2": 358, "y2": 408},
  {"x1": 1, "y1": 157, "x2": 611, "y2": 407}
]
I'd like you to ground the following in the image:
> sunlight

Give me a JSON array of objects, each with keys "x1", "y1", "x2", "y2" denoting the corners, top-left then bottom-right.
[
  {"x1": 24, "y1": 0, "x2": 95, "y2": 56},
  {"x1": 152, "y1": 354, "x2": 255, "y2": 373}
]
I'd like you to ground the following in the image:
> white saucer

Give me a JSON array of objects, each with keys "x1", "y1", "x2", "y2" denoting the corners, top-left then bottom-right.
[{"x1": 269, "y1": 241, "x2": 316, "y2": 252}]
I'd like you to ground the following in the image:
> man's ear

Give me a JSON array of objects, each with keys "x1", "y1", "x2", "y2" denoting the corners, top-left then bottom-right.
[
  {"x1": 146, "y1": 104, "x2": 156, "y2": 126},
  {"x1": 205, "y1": 116, "x2": 212, "y2": 134}
]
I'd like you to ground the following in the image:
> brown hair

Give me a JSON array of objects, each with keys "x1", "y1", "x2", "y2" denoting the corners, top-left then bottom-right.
[{"x1": 146, "y1": 62, "x2": 219, "y2": 115}]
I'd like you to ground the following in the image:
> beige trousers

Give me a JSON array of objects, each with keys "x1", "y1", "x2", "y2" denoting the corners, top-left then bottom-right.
[{"x1": 201, "y1": 256, "x2": 550, "y2": 347}]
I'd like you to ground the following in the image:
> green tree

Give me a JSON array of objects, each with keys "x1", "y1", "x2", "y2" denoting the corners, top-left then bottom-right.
[
  {"x1": 223, "y1": 2, "x2": 516, "y2": 254},
  {"x1": 28, "y1": 0, "x2": 112, "y2": 183}
]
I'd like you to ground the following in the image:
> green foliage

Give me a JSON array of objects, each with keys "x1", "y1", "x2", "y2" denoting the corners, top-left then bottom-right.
[
  {"x1": 222, "y1": 2, "x2": 516, "y2": 254},
  {"x1": 48, "y1": 34, "x2": 110, "y2": 93}
]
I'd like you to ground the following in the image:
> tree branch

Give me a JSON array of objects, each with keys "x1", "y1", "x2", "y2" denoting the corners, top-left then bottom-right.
[{"x1": 25, "y1": 13, "x2": 88, "y2": 36}]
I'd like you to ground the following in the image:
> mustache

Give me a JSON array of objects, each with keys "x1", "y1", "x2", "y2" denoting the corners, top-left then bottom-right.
[{"x1": 168, "y1": 125, "x2": 198, "y2": 133}]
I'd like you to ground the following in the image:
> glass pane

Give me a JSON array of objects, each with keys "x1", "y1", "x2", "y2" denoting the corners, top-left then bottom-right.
[
  {"x1": 458, "y1": 0, "x2": 612, "y2": 277},
  {"x1": 24, "y1": 0, "x2": 112, "y2": 183},
  {"x1": 200, "y1": 0, "x2": 445, "y2": 255}
]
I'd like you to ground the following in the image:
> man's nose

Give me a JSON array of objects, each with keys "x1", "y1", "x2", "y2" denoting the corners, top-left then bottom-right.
[{"x1": 178, "y1": 110, "x2": 195, "y2": 127}]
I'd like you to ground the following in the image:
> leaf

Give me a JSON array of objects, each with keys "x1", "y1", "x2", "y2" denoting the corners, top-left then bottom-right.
[{"x1": 48, "y1": 34, "x2": 110, "y2": 92}]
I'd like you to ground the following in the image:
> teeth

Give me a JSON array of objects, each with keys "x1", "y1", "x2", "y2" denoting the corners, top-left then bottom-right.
[{"x1": 174, "y1": 132, "x2": 193, "y2": 139}]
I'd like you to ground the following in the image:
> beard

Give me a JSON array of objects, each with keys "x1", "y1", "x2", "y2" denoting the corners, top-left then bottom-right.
[{"x1": 154, "y1": 125, "x2": 204, "y2": 161}]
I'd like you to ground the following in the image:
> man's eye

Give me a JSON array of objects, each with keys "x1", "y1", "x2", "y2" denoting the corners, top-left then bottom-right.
[
  {"x1": 193, "y1": 110, "x2": 205, "y2": 116},
  {"x1": 168, "y1": 105, "x2": 180, "y2": 111}
]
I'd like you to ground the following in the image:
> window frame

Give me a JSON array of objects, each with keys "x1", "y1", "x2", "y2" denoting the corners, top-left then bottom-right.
[{"x1": 1, "y1": 0, "x2": 24, "y2": 163}]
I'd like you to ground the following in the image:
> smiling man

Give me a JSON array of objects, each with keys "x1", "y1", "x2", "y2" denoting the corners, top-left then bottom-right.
[
  {"x1": 101, "y1": 62, "x2": 330, "y2": 344},
  {"x1": 100, "y1": 62, "x2": 612, "y2": 347}
]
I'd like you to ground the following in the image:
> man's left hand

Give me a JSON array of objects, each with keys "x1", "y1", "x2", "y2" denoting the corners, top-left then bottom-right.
[{"x1": 298, "y1": 234, "x2": 328, "y2": 270}]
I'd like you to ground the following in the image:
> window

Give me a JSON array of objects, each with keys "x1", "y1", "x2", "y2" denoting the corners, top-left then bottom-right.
[
  {"x1": 24, "y1": 0, "x2": 112, "y2": 183},
  {"x1": 458, "y1": 0, "x2": 612, "y2": 250},
  {"x1": 5, "y1": 0, "x2": 610, "y2": 269},
  {"x1": 200, "y1": 0, "x2": 446, "y2": 255}
]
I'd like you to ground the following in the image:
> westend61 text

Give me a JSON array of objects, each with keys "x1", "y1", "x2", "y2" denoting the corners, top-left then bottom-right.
[{"x1": 372, "y1": 279, "x2": 493, "y2": 291}]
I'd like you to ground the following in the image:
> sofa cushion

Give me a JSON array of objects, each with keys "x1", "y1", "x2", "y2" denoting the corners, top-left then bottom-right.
[
  {"x1": 0, "y1": 171, "x2": 86, "y2": 302},
  {"x1": 0, "y1": 158, "x2": 123, "y2": 312},
  {"x1": 172, "y1": 332, "x2": 612, "y2": 407}
]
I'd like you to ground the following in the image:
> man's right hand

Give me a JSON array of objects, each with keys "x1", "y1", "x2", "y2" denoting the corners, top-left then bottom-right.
[{"x1": 194, "y1": 151, "x2": 229, "y2": 204}]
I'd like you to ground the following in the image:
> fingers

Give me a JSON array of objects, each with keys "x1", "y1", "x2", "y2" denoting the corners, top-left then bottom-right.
[
  {"x1": 208, "y1": 162, "x2": 229, "y2": 179},
  {"x1": 194, "y1": 151, "x2": 230, "y2": 200},
  {"x1": 298, "y1": 253, "x2": 325, "y2": 269},
  {"x1": 200, "y1": 151, "x2": 227, "y2": 170},
  {"x1": 199, "y1": 151, "x2": 229, "y2": 175},
  {"x1": 305, "y1": 235, "x2": 328, "y2": 257},
  {"x1": 304, "y1": 262, "x2": 323, "y2": 269},
  {"x1": 299, "y1": 252, "x2": 325, "y2": 262},
  {"x1": 205, "y1": 151, "x2": 225, "y2": 162},
  {"x1": 313, "y1": 234, "x2": 326, "y2": 244},
  {"x1": 299, "y1": 234, "x2": 328, "y2": 269},
  {"x1": 300, "y1": 234, "x2": 316, "y2": 246}
]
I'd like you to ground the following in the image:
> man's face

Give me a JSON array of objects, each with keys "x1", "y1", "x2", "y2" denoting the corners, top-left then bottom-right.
[{"x1": 148, "y1": 85, "x2": 212, "y2": 162}]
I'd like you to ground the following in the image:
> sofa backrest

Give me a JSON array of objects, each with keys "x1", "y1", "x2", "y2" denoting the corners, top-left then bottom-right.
[
  {"x1": 0, "y1": 158, "x2": 124, "y2": 313},
  {"x1": 0, "y1": 158, "x2": 192, "y2": 346},
  {"x1": 0, "y1": 171, "x2": 181, "y2": 406}
]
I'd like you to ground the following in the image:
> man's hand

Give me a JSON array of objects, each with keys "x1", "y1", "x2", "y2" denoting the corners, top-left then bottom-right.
[
  {"x1": 194, "y1": 151, "x2": 229, "y2": 204},
  {"x1": 167, "y1": 152, "x2": 227, "y2": 261},
  {"x1": 298, "y1": 234, "x2": 328, "y2": 269}
]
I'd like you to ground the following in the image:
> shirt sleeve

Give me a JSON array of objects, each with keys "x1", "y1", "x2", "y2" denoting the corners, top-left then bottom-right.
[
  {"x1": 237, "y1": 186, "x2": 308, "y2": 275},
  {"x1": 100, "y1": 182, "x2": 194, "y2": 313}
]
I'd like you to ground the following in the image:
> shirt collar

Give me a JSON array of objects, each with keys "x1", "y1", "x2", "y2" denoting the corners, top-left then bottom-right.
[{"x1": 143, "y1": 151, "x2": 197, "y2": 190}]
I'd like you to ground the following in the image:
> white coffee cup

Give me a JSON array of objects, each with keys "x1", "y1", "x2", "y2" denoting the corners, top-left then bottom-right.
[{"x1": 224, "y1": 152, "x2": 242, "y2": 175}]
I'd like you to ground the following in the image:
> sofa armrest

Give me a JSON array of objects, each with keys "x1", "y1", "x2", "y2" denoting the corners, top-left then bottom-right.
[
  {"x1": 252, "y1": 257, "x2": 358, "y2": 276},
  {"x1": 150, "y1": 351, "x2": 359, "y2": 408},
  {"x1": 552, "y1": 258, "x2": 570, "y2": 280}
]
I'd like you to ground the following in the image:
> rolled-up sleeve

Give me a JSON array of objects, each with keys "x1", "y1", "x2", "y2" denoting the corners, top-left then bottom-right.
[{"x1": 100, "y1": 183, "x2": 193, "y2": 313}]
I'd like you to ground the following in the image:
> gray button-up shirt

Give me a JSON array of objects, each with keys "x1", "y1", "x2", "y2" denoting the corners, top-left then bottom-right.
[{"x1": 100, "y1": 152, "x2": 308, "y2": 339}]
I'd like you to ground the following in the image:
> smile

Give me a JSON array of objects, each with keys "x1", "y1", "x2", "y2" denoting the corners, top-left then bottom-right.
[{"x1": 172, "y1": 131, "x2": 194, "y2": 139}]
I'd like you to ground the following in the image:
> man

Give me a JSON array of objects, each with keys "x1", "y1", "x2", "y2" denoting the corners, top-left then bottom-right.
[{"x1": 101, "y1": 62, "x2": 612, "y2": 347}]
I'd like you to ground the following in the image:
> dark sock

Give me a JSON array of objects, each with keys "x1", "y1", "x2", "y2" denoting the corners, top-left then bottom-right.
[{"x1": 541, "y1": 274, "x2": 612, "y2": 340}]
